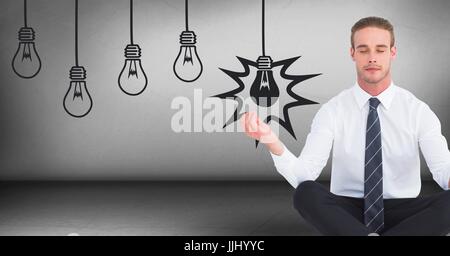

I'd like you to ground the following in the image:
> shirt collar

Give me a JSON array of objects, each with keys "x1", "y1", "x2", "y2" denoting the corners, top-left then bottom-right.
[{"x1": 352, "y1": 81, "x2": 396, "y2": 110}]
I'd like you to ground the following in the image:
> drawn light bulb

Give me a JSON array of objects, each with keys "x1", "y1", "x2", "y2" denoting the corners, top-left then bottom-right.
[
  {"x1": 118, "y1": 44, "x2": 148, "y2": 96},
  {"x1": 173, "y1": 31, "x2": 203, "y2": 82},
  {"x1": 63, "y1": 66, "x2": 93, "y2": 118},
  {"x1": 250, "y1": 56, "x2": 279, "y2": 107},
  {"x1": 12, "y1": 27, "x2": 42, "y2": 79}
]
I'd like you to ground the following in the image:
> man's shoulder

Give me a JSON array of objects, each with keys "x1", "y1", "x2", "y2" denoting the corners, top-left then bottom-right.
[
  {"x1": 321, "y1": 86, "x2": 354, "y2": 109},
  {"x1": 393, "y1": 84, "x2": 427, "y2": 107}
]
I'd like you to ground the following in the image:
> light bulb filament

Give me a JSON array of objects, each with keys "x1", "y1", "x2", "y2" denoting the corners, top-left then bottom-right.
[
  {"x1": 128, "y1": 61, "x2": 138, "y2": 78},
  {"x1": 21, "y1": 44, "x2": 32, "y2": 61},
  {"x1": 183, "y1": 47, "x2": 193, "y2": 65},
  {"x1": 260, "y1": 71, "x2": 269, "y2": 89},
  {"x1": 73, "y1": 83, "x2": 83, "y2": 100}
]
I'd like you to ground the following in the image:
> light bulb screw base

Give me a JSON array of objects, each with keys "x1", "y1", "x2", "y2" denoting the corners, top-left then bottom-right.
[
  {"x1": 18, "y1": 27, "x2": 35, "y2": 42},
  {"x1": 180, "y1": 31, "x2": 196, "y2": 45},
  {"x1": 124, "y1": 44, "x2": 142, "y2": 59},
  {"x1": 70, "y1": 66, "x2": 86, "y2": 80},
  {"x1": 257, "y1": 56, "x2": 272, "y2": 70}
]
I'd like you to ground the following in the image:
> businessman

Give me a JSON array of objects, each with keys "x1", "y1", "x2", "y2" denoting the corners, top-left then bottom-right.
[{"x1": 242, "y1": 16, "x2": 450, "y2": 236}]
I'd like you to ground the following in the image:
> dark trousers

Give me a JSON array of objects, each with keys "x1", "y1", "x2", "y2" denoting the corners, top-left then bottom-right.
[{"x1": 293, "y1": 180, "x2": 450, "y2": 236}]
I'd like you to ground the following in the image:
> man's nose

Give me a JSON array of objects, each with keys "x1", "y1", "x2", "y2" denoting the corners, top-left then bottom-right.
[{"x1": 369, "y1": 54, "x2": 377, "y2": 63}]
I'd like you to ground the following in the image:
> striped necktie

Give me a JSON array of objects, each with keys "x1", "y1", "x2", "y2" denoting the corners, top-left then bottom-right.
[{"x1": 364, "y1": 97, "x2": 384, "y2": 233}]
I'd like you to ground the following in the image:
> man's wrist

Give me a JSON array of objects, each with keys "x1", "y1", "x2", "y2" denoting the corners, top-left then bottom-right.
[{"x1": 266, "y1": 139, "x2": 284, "y2": 156}]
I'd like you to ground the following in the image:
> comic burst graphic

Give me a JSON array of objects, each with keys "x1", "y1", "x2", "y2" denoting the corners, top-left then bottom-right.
[{"x1": 213, "y1": 55, "x2": 321, "y2": 147}]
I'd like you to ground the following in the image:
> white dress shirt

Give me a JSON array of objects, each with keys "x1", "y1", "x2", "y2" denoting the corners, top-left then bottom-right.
[{"x1": 271, "y1": 82, "x2": 450, "y2": 199}]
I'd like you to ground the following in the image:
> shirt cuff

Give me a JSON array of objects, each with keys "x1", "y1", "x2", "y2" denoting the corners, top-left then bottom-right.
[
  {"x1": 269, "y1": 143, "x2": 305, "y2": 188},
  {"x1": 269, "y1": 143, "x2": 298, "y2": 169}
]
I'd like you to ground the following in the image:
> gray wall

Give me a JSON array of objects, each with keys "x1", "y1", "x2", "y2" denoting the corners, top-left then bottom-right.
[{"x1": 0, "y1": 0, "x2": 449, "y2": 180}]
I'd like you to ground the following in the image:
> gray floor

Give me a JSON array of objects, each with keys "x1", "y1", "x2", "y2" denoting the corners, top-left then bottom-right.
[{"x1": 0, "y1": 181, "x2": 443, "y2": 236}]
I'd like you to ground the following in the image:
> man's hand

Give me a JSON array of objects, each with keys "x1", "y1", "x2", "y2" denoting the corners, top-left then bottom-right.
[{"x1": 241, "y1": 112, "x2": 284, "y2": 155}]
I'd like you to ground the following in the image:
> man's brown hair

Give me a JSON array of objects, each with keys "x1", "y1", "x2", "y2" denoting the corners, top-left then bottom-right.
[{"x1": 351, "y1": 16, "x2": 395, "y2": 48}]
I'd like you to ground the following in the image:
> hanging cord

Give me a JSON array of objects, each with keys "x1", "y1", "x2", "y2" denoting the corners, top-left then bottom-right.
[
  {"x1": 130, "y1": 0, "x2": 134, "y2": 44},
  {"x1": 261, "y1": 0, "x2": 265, "y2": 56},
  {"x1": 24, "y1": 0, "x2": 28, "y2": 27},
  {"x1": 185, "y1": 0, "x2": 189, "y2": 31},
  {"x1": 75, "y1": 0, "x2": 79, "y2": 66}
]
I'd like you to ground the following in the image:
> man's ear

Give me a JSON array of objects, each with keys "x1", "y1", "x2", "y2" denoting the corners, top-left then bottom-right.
[
  {"x1": 390, "y1": 46, "x2": 397, "y2": 60},
  {"x1": 350, "y1": 47, "x2": 355, "y2": 61}
]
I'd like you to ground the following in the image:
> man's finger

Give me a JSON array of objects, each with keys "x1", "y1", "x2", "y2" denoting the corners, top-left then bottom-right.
[
  {"x1": 248, "y1": 112, "x2": 259, "y2": 133},
  {"x1": 258, "y1": 120, "x2": 271, "y2": 135}
]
